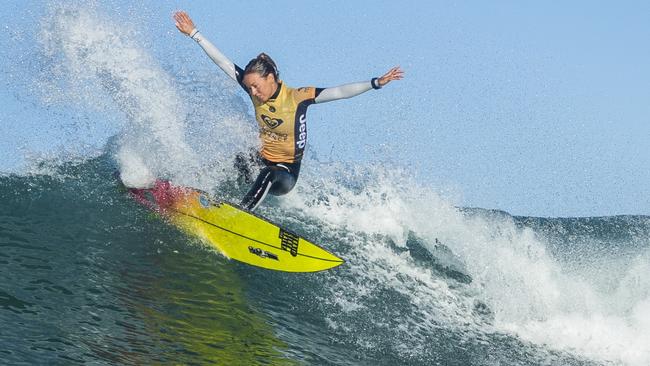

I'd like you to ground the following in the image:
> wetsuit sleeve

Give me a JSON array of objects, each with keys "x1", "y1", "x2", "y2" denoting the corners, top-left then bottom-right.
[
  {"x1": 189, "y1": 29, "x2": 247, "y2": 91},
  {"x1": 313, "y1": 79, "x2": 380, "y2": 104}
]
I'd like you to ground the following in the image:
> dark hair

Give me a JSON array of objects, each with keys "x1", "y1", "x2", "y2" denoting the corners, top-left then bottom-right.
[{"x1": 244, "y1": 53, "x2": 279, "y2": 80}]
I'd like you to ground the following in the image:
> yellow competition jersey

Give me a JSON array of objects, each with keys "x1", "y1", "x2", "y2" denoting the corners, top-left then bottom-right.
[
  {"x1": 250, "y1": 83, "x2": 319, "y2": 163},
  {"x1": 192, "y1": 33, "x2": 378, "y2": 164}
]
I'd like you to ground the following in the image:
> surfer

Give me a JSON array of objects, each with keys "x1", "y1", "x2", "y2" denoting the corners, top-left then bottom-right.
[{"x1": 174, "y1": 11, "x2": 403, "y2": 211}]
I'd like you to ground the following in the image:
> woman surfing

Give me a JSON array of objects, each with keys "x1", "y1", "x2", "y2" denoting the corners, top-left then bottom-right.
[{"x1": 173, "y1": 11, "x2": 403, "y2": 211}]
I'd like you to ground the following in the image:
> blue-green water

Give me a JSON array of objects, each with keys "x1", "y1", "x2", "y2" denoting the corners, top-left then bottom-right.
[{"x1": 2, "y1": 158, "x2": 649, "y2": 365}]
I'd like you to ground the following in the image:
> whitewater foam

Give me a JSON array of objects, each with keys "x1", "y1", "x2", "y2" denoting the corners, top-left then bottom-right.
[
  {"x1": 35, "y1": 3, "x2": 257, "y2": 190},
  {"x1": 281, "y1": 161, "x2": 650, "y2": 365}
]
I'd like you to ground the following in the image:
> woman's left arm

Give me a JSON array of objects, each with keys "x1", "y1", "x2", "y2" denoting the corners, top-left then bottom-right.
[{"x1": 314, "y1": 66, "x2": 403, "y2": 104}]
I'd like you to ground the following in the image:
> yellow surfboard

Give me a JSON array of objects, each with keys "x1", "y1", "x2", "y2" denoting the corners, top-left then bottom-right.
[{"x1": 128, "y1": 180, "x2": 344, "y2": 272}]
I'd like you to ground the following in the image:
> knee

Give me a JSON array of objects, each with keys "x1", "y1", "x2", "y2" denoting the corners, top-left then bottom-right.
[{"x1": 269, "y1": 171, "x2": 296, "y2": 196}]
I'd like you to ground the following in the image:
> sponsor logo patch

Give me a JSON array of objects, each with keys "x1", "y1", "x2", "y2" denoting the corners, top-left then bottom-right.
[
  {"x1": 198, "y1": 194, "x2": 210, "y2": 208},
  {"x1": 296, "y1": 114, "x2": 307, "y2": 149},
  {"x1": 248, "y1": 246, "x2": 279, "y2": 260},
  {"x1": 261, "y1": 114, "x2": 284, "y2": 129}
]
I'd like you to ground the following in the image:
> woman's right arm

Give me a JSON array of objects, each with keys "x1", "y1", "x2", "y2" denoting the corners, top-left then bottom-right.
[{"x1": 173, "y1": 11, "x2": 244, "y2": 84}]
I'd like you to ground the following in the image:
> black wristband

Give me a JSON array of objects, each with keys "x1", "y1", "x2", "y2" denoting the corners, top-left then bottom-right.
[{"x1": 371, "y1": 77, "x2": 382, "y2": 90}]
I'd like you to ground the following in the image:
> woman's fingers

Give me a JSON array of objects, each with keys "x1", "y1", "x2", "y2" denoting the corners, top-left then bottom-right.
[
  {"x1": 377, "y1": 66, "x2": 404, "y2": 86},
  {"x1": 390, "y1": 66, "x2": 403, "y2": 78},
  {"x1": 384, "y1": 66, "x2": 404, "y2": 81},
  {"x1": 173, "y1": 10, "x2": 195, "y2": 35}
]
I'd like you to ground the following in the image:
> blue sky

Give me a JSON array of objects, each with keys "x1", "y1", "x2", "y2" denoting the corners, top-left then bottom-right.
[{"x1": 1, "y1": 1, "x2": 649, "y2": 217}]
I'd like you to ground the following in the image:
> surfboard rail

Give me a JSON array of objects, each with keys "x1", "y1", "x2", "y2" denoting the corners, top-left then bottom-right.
[{"x1": 127, "y1": 180, "x2": 344, "y2": 272}]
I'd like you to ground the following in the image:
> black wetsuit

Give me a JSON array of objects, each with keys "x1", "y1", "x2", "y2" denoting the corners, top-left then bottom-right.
[{"x1": 235, "y1": 153, "x2": 301, "y2": 210}]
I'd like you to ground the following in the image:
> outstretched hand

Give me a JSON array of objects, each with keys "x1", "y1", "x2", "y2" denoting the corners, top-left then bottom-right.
[
  {"x1": 173, "y1": 11, "x2": 195, "y2": 36},
  {"x1": 378, "y1": 66, "x2": 404, "y2": 87}
]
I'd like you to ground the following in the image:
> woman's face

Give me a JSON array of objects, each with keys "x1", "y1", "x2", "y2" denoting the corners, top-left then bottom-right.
[{"x1": 243, "y1": 72, "x2": 278, "y2": 103}]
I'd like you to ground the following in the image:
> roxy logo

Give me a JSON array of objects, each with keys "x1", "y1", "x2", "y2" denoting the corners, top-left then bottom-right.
[
  {"x1": 296, "y1": 114, "x2": 307, "y2": 149},
  {"x1": 261, "y1": 114, "x2": 283, "y2": 129}
]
